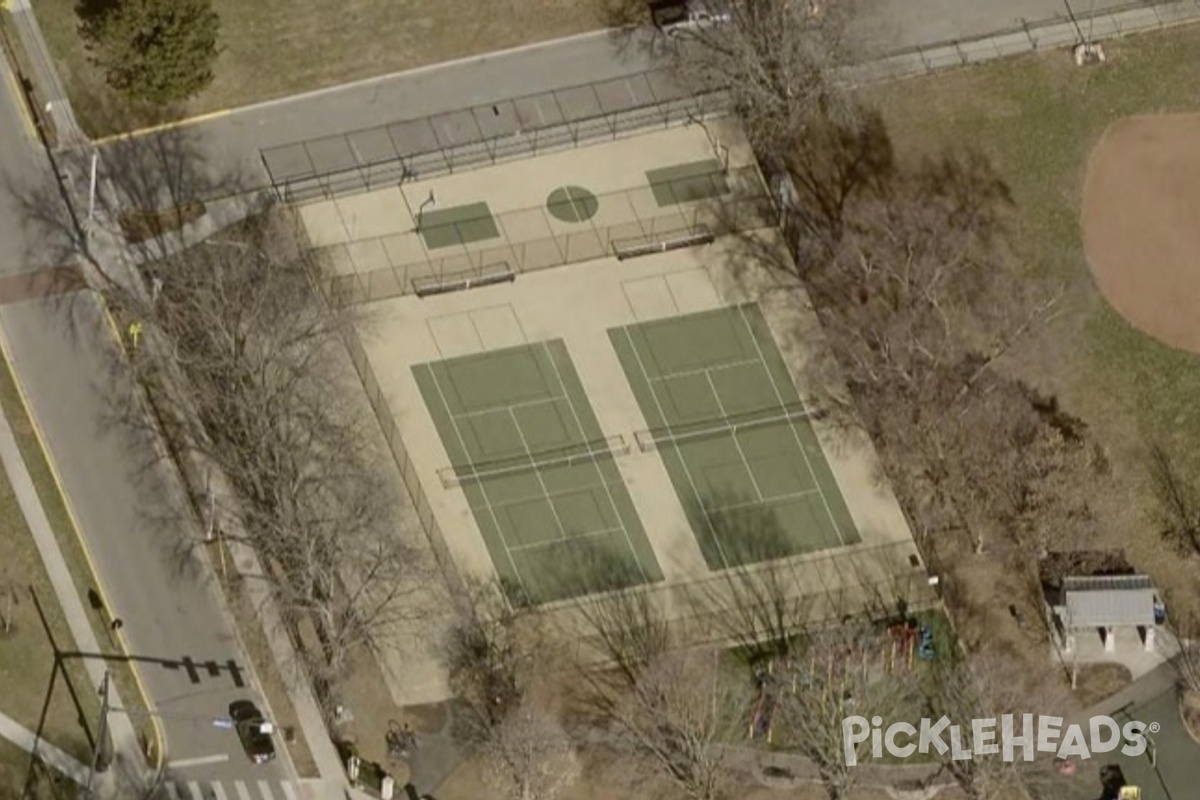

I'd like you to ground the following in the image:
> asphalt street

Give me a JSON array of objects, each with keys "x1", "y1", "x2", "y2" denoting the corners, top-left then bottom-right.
[
  {"x1": 0, "y1": 62, "x2": 296, "y2": 794},
  {"x1": 108, "y1": 0, "x2": 1147, "y2": 197}
]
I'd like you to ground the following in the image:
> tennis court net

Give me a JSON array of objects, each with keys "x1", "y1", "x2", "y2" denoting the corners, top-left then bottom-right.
[
  {"x1": 439, "y1": 435, "x2": 630, "y2": 488},
  {"x1": 634, "y1": 405, "x2": 823, "y2": 453}
]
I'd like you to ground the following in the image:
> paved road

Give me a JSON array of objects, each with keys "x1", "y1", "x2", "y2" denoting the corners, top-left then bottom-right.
[
  {"x1": 0, "y1": 63, "x2": 297, "y2": 795},
  {"x1": 103, "y1": 0, "x2": 1148, "y2": 197}
]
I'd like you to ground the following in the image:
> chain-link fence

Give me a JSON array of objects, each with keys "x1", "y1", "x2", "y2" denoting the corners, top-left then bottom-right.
[
  {"x1": 262, "y1": 69, "x2": 731, "y2": 204},
  {"x1": 315, "y1": 164, "x2": 777, "y2": 305},
  {"x1": 847, "y1": 0, "x2": 1200, "y2": 84}
]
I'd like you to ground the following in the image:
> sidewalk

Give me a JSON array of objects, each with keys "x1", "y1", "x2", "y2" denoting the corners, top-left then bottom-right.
[
  {"x1": 80, "y1": 192, "x2": 347, "y2": 787},
  {"x1": 5, "y1": 0, "x2": 82, "y2": 144},
  {"x1": 0, "y1": 325, "x2": 147, "y2": 794},
  {"x1": 0, "y1": 708, "x2": 90, "y2": 788}
]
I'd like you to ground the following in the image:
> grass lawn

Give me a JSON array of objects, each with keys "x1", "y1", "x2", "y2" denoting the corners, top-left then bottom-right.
[
  {"x1": 0, "y1": 453, "x2": 100, "y2": 767},
  {"x1": 0, "y1": 346, "x2": 157, "y2": 762},
  {"x1": 30, "y1": 0, "x2": 601, "y2": 136},
  {"x1": 0, "y1": 738, "x2": 80, "y2": 799},
  {"x1": 862, "y1": 25, "x2": 1200, "y2": 593}
]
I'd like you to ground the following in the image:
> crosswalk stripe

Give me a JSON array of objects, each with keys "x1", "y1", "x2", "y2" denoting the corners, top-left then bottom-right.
[
  {"x1": 234, "y1": 781, "x2": 253, "y2": 800},
  {"x1": 257, "y1": 780, "x2": 276, "y2": 800},
  {"x1": 280, "y1": 783, "x2": 298, "y2": 800},
  {"x1": 188, "y1": 781, "x2": 205, "y2": 800},
  {"x1": 211, "y1": 783, "x2": 229, "y2": 800},
  {"x1": 164, "y1": 783, "x2": 181, "y2": 800}
]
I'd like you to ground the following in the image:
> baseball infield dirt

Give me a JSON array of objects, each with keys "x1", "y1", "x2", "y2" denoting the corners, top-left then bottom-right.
[{"x1": 1081, "y1": 114, "x2": 1200, "y2": 354}]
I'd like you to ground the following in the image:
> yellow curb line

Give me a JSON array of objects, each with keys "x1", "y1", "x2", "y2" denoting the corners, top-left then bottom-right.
[
  {"x1": 1, "y1": 58, "x2": 37, "y2": 141},
  {"x1": 91, "y1": 107, "x2": 232, "y2": 145},
  {"x1": 0, "y1": 303, "x2": 164, "y2": 773}
]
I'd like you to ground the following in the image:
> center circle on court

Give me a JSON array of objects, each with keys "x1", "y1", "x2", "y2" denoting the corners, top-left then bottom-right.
[{"x1": 546, "y1": 186, "x2": 599, "y2": 223}]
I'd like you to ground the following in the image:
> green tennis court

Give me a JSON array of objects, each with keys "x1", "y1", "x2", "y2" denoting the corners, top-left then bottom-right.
[
  {"x1": 418, "y1": 201, "x2": 502, "y2": 249},
  {"x1": 413, "y1": 341, "x2": 662, "y2": 604},
  {"x1": 609, "y1": 304, "x2": 860, "y2": 570}
]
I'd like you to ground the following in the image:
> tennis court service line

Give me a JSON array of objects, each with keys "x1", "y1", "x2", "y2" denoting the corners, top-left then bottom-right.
[
  {"x1": 734, "y1": 305, "x2": 846, "y2": 547},
  {"x1": 649, "y1": 356, "x2": 763, "y2": 382},
  {"x1": 706, "y1": 487, "x2": 822, "y2": 516},
  {"x1": 507, "y1": 525, "x2": 627, "y2": 554},
  {"x1": 537, "y1": 341, "x2": 649, "y2": 583},
  {"x1": 455, "y1": 392, "x2": 569, "y2": 420},
  {"x1": 426, "y1": 365, "x2": 529, "y2": 596},
  {"x1": 508, "y1": 406, "x2": 570, "y2": 540},
  {"x1": 619, "y1": 327, "x2": 734, "y2": 570},
  {"x1": 704, "y1": 370, "x2": 765, "y2": 503}
]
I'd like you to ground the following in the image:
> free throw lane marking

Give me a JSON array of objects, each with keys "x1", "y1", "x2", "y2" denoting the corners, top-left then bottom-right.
[
  {"x1": 187, "y1": 781, "x2": 205, "y2": 800},
  {"x1": 166, "y1": 753, "x2": 230, "y2": 769},
  {"x1": 280, "y1": 783, "x2": 298, "y2": 800},
  {"x1": 234, "y1": 781, "x2": 252, "y2": 800},
  {"x1": 163, "y1": 783, "x2": 181, "y2": 800},
  {"x1": 211, "y1": 784, "x2": 229, "y2": 800},
  {"x1": 258, "y1": 780, "x2": 276, "y2": 799}
]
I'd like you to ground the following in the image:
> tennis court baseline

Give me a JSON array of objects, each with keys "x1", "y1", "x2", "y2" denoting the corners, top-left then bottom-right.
[
  {"x1": 413, "y1": 340, "x2": 662, "y2": 603},
  {"x1": 609, "y1": 304, "x2": 860, "y2": 570}
]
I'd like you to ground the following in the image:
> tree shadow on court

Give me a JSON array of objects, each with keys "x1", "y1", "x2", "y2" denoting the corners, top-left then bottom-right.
[{"x1": 529, "y1": 534, "x2": 652, "y2": 608}]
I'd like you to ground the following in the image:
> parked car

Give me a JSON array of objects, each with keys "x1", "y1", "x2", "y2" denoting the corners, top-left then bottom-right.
[
  {"x1": 649, "y1": 0, "x2": 731, "y2": 35},
  {"x1": 229, "y1": 700, "x2": 277, "y2": 765}
]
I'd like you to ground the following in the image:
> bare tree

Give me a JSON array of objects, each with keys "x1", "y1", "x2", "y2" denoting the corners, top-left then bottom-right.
[
  {"x1": 771, "y1": 622, "x2": 908, "y2": 800},
  {"x1": 601, "y1": 648, "x2": 744, "y2": 800},
  {"x1": 922, "y1": 651, "x2": 1074, "y2": 800},
  {"x1": 1147, "y1": 444, "x2": 1200, "y2": 559},
  {"x1": 667, "y1": 0, "x2": 861, "y2": 155},
  {"x1": 444, "y1": 581, "x2": 536, "y2": 743},
  {"x1": 100, "y1": 210, "x2": 426, "y2": 693},
  {"x1": 483, "y1": 700, "x2": 582, "y2": 800}
]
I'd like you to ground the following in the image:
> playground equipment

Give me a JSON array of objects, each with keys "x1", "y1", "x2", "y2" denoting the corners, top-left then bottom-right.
[
  {"x1": 885, "y1": 621, "x2": 936, "y2": 671},
  {"x1": 750, "y1": 661, "x2": 778, "y2": 742}
]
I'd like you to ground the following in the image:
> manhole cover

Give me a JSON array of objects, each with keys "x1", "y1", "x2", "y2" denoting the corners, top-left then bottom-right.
[{"x1": 546, "y1": 185, "x2": 599, "y2": 223}]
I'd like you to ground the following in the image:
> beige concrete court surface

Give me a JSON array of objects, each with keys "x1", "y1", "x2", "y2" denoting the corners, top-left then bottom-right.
[
  {"x1": 297, "y1": 119, "x2": 769, "y2": 299},
  {"x1": 296, "y1": 120, "x2": 932, "y2": 642},
  {"x1": 355, "y1": 232, "x2": 924, "y2": 604}
]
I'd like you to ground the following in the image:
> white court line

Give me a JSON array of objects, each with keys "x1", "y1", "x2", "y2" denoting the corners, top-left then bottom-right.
[
  {"x1": 187, "y1": 781, "x2": 205, "y2": 800},
  {"x1": 212, "y1": 783, "x2": 229, "y2": 800},
  {"x1": 507, "y1": 525, "x2": 627, "y2": 553},
  {"x1": 163, "y1": 783, "x2": 181, "y2": 800},
  {"x1": 281, "y1": 783, "x2": 299, "y2": 800},
  {"x1": 537, "y1": 341, "x2": 648, "y2": 582},
  {"x1": 710, "y1": 488, "x2": 822, "y2": 515},
  {"x1": 454, "y1": 392, "x2": 567, "y2": 420},
  {"x1": 509, "y1": 406, "x2": 569, "y2": 539},
  {"x1": 734, "y1": 304, "x2": 846, "y2": 546},
  {"x1": 705, "y1": 371, "x2": 764, "y2": 503},
  {"x1": 166, "y1": 753, "x2": 230, "y2": 769},
  {"x1": 258, "y1": 779, "x2": 277, "y2": 799},
  {"x1": 652, "y1": 357, "x2": 763, "y2": 382},
  {"x1": 620, "y1": 326, "x2": 732, "y2": 569},
  {"x1": 425, "y1": 364, "x2": 528, "y2": 595},
  {"x1": 234, "y1": 781, "x2": 253, "y2": 800}
]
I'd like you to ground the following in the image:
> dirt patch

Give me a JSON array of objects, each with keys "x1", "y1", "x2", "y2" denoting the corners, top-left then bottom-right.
[
  {"x1": 1071, "y1": 664, "x2": 1132, "y2": 708},
  {"x1": 1081, "y1": 114, "x2": 1200, "y2": 354}
]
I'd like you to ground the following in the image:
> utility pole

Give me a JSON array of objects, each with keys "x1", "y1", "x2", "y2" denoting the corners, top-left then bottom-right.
[{"x1": 84, "y1": 671, "x2": 111, "y2": 798}]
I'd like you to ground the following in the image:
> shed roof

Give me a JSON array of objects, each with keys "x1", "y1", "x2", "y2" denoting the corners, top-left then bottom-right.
[{"x1": 1063, "y1": 575, "x2": 1156, "y2": 627}]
